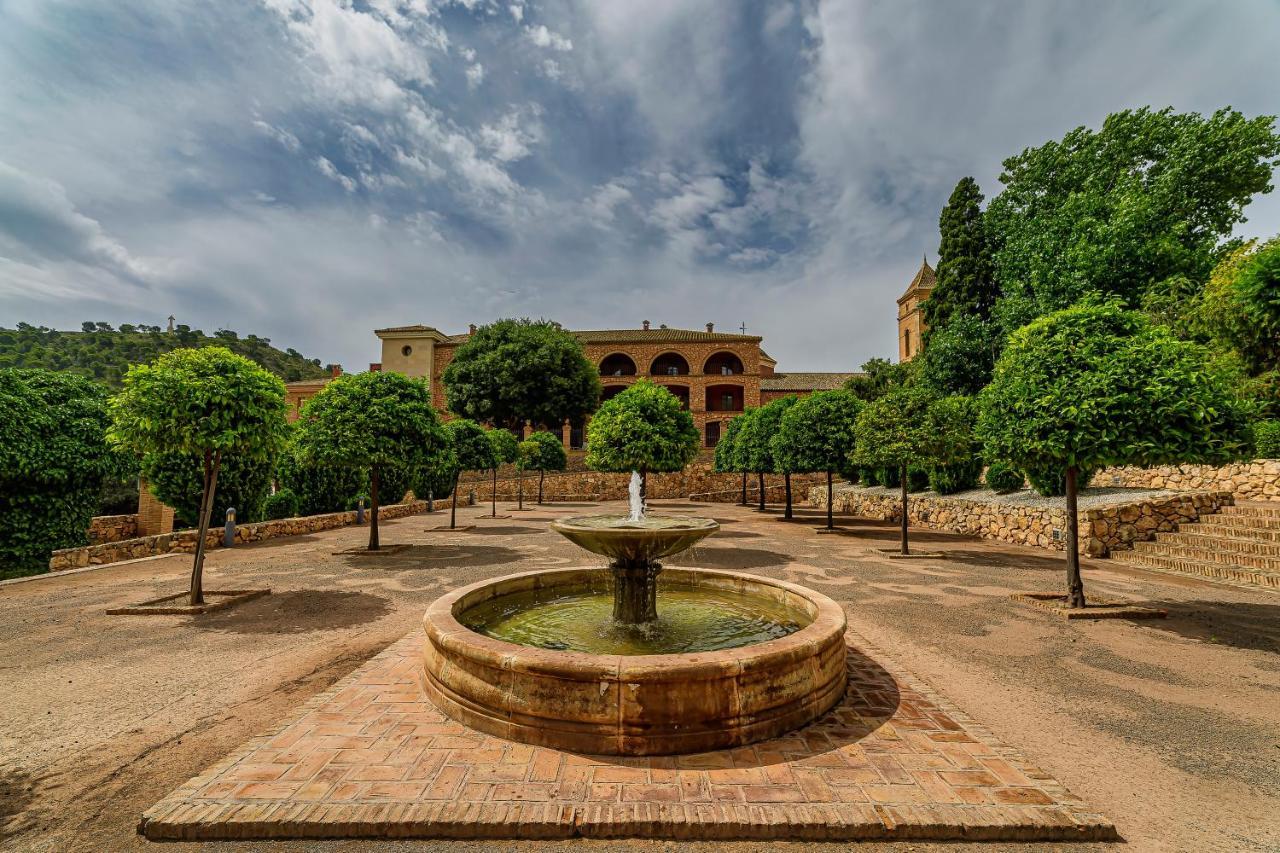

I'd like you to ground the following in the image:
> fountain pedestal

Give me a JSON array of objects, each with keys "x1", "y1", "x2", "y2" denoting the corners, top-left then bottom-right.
[{"x1": 610, "y1": 559, "x2": 661, "y2": 624}]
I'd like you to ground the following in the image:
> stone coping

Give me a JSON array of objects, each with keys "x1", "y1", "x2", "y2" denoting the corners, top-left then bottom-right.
[{"x1": 139, "y1": 629, "x2": 1116, "y2": 842}]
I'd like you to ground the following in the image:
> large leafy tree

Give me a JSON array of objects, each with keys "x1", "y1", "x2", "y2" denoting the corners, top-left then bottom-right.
[
  {"x1": 443, "y1": 418, "x2": 496, "y2": 529},
  {"x1": 844, "y1": 357, "x2": 915, "y2": 402},
  {"x1": 110, "y1": 348, "x2": 288, "y2": 603},
  {"x1": 585, "y1": 380, "x2": 699, "y2": 497},
  {"x1": 712, "y1": 414, "x2": 748, "y2": 505},
  {"x1": 1196, "y1": 236, "x2": 1280, "y2": 374},
  {"x1": 0, "y1": 370, "x2": 120, "y2": 578},
  {"x1": 988, "y1": 107, "x2": 1280, "y2": 329},
  {"x1": 773, "y1": 390, "x2": 861, "y2": 530},
  {"x1": 918, "y1": 315, "x2": 1000, "y2": 396},
  {"x1": 293, "y1": 371, "x2": 447, "y2": 551},
  {"x1": 924, "y1": 177, "x2": 997, "y2": 337},
  {"x1": 443, "y1": 319, "x2": 600, "y2": 431},
  {"x1": 852, "y1": 385, "x2": 940, "y2": 554},
  {"x1": 978, "y1": 299, "x2": 1251, "y2": 607},
  {"x1": 921, "y1": 395, "x2": 983, "y2": 496},
  {"x1": 484, "y1": 427, "x2": 520, "y2": 517},
  {"x1": 520, "y1": 431, "x2": 568, "y2": 505}
]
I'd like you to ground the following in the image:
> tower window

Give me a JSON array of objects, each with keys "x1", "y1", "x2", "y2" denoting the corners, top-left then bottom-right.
[{"x1": 401, "y1": 345, "x2": 413, "y2": 357}]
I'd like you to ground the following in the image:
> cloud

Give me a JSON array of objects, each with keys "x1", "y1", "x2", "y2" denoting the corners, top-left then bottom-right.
[
  {"x1": 0, "y1": 161, "x2": 149, "y2": 283},
  {"x1": 525, "y1": 24, "x2": 572, "y2": 52}
]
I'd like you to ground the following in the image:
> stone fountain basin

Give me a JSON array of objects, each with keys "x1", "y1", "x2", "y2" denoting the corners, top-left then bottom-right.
[
  {"x1": 421, "y1": 567, "x2": 848, "y2": 755},
  {"x1": 549, "y1": 514, "x2": 719, "y2": 564}
]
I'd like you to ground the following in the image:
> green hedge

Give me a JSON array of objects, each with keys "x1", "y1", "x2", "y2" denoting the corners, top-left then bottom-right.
[
  {"x1": 262, "y1": 489, "x2": 300, "y2": 520},
  {"x1": 984, "y1": 462, "x2": 1024, "y2": 494},
  {"x1": 1255, "y1": 420, "x2": 1280, "y2": 458},
  {"x1": 142, "y1": 450, "x2": 273, "y2": 528}
]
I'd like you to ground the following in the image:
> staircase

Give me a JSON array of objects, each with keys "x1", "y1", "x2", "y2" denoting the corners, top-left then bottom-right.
[{"x1": 1110, "y1": 503, "x2": 1280, "y2": 591}]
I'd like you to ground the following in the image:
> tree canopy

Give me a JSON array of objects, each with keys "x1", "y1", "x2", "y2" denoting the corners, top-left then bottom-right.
[
  {"x1": 773, "y1": 390, "x2": 862, "y2": 475},
  {"x1": 844, "y1": 357, "x2": 915, "y2": 402},
  {"x1": 852, "y1": 385, "x2": 940, "y2": 473},
  {"x1": 445, "y1": 418, "x2": 498, "y2": 473},
  {"x1": 443, "y1": 319, "x2": 600, "y2": 430},
  {"x1": 486, "y1": 427, "x2": 520, "y2": 467},
  {"x1": 924, "y1": 177, "x2": 997, "y2": 336},
  {"x1": 520, "y1": 430, "x2": 568, "y2": 474},
  {"x1": 0, "y1": 322, "x2": 329, "y2": 387},
  {"x1": 918, "y1": 314, "x2": 1000, "y2": 396},
  {"x1": 0, "y1": 369, "x2": 120, "y2": 578},
  {"x1": 1196, "y1": 236, "x2": 1280, "y2": 374},
  {"x1": 987, "y1": 107, "x2": 1280, "y2": 329},
  {"x1": 712, "y1": 415, "x2": 744, "y2": 474},
  {"x1": 585, "y1": 379, "x2": 699, "y2": 473}
]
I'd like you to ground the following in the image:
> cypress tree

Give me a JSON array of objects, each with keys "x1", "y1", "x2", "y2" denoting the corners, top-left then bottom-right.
[{"x1": 923, "y1": 177, "x2": 996, "y2": 341}]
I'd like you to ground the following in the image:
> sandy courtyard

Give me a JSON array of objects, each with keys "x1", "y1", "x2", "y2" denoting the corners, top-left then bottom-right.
[{"x1": 1, "y1": 499, "x2": 1277, "y2": 852}]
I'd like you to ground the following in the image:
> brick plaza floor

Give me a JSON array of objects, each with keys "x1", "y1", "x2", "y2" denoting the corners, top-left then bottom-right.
[{"x1": 140, "y1": 628, "x2": 1116, "y2": 842}]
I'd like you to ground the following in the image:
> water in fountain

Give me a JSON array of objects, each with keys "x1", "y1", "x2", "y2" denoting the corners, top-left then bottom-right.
[{"x1": 627, "y1": 470, "x2": 645, "y2": 522}]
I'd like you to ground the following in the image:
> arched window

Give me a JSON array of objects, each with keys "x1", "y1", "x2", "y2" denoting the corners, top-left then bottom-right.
[
  {"x1": 649, "y1": 352, "x2": 690, "y2": 376},
  {"x1": 703, "y1": 352, "x2": 744, "y2": 376},
  {"x1": 599, "y1": 353, "x2": 637, "y2": 376}
]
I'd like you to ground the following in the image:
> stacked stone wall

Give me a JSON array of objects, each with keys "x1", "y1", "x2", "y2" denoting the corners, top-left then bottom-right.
[
  {"x1": 1094, "y1": 459, "x2": 1279, "y2": 502},
  {"x1": 808, "y1": 484, "x2": 1233, "y2": 557},
  {"x1": 87, "y1": 514, "x2": 139, "y2": 544},
  {"x1": 49, "y1": 500, "x2": 429, "y2": 572},
  {"x1": 465, "y1": 463, "x2": 823, "y2": 504}
]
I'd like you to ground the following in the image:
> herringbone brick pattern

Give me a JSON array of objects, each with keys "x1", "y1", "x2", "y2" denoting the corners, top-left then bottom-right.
[{"x1": 139, "y1": 632, "x2": 1115, "y2": 841}]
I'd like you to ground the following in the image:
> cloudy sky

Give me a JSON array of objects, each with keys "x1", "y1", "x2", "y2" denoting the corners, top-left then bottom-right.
[{"x1": 2, "y1": 0, "x2": 1279, "y2": 372}]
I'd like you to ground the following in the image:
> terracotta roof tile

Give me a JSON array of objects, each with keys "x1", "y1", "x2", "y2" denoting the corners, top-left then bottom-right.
[
  {"x1": 438, "y1": 327, "x2": 762, "y2": 345},
  {"x1": 761, "y1": 372, "x2": 861, "y2": 392}
]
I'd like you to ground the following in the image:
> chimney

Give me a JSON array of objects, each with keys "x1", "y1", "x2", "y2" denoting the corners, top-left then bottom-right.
[
  {"x1": 330, "y1": 364, "x2": 342, "y2": 378},
  {"x1": 706, "y1": 322, "x2": 714, "y2": 333},
  {"x1": 642, "y1": 320, "x2": 650, "y2": 330},
  {"x1": 468, "y1": 323, "x2": 477, "y2": 335}
]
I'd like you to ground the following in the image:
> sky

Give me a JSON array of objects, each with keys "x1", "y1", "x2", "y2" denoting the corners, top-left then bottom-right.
[{"x1": 2, "y1": 0, "x2": 1279, "y2": 373}]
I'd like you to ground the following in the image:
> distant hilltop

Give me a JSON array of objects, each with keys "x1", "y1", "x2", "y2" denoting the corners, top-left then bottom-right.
[{"x1": 0, "y1": 321, "x2": 333, "y2": 387}]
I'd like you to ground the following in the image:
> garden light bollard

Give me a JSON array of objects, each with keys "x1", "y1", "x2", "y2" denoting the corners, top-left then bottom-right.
[
  {"x1": 428, "y1": 490, "x2": 434, "y2": 513},
  {"x1": 357, "y1": 498, "x2": 365, "y2": 524},
  {"x1": 224, "y1": 508, "x2": 236, "y2": 548}
]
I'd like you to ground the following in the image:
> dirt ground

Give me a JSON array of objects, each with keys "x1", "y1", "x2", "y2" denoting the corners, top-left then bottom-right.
[{"x1": 1, "y1": 499, "x2": 1277, "y2": 853}]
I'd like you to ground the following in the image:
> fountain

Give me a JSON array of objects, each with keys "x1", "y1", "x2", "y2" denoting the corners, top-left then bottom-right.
[{"x1": 422, "y1": 471, "x2": 848, "y2": 755}]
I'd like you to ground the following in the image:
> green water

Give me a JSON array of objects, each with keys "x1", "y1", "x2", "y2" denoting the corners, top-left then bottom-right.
[{"x1": 460, "y1": 583, "x2": 808, "y2": 655}]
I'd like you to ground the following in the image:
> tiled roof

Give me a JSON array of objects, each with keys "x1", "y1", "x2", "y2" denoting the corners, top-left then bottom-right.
[
  {"x1": 439, "y1": 328, "x2": 762, "y2": 345},
  {"x1": 896, "y1": 257, "x2": 936, "y2": 302},
  {"x1": 374, "y1": 324, "x2": 445, "y2": 335},
  {"x1": 761, "y1": 372, "x2": 861, "y2": 392}
]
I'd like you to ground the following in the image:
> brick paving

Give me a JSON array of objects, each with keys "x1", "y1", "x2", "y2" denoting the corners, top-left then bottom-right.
[{"x1": 140, "y1": 629, "x2": 1116, "y2": 841}]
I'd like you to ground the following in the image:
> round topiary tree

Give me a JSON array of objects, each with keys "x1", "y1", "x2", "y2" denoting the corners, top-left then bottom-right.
[
  {"x1": 293, "y1": 371, "x2": 447, "y2": 552},
  {"x1": 0, "y1": 369, "x2": 119, "y2": 578},
  {"x1": 743, "y1": 396, "x2": 799, "y2": 515},
  {"x1": 585, "y1": 379, "x2": 699, "y2": 499},
  {"x1": 712, "y1": 414, "x2": 748, "y2": 505},
  {"x1": 485, "y1": 427, "x2": 520, "y2": 517},
  {"x1": 978, "y1": 299, "x2": 1252, "y2": 608},
  {"x1": 110, "y1": 347, "x2": 288, "y2": 604},
  {"x1": 922, "y1": 395, "x2": 983, "y2": 495},
  {"x1": 773, "y1": 389, "x2": 862, "y2": 530},
  {"x1": 443, "y1": 419, "x2": 496, "y2": 529},
  {"x1": 852, "y1": 384, "x2": 940, "y2": 554},
  {"x1": 730, "y1": 407, "x2": 763, "y2": 509},
  {"x1": 521, "y1": 430, "x2": 568, "y2": 505},
  {"x1": 443, "y1": 318, "x2": 600, "y2": 432}
]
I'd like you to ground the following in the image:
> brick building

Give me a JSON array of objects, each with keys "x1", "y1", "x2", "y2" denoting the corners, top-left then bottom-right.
[
  {"x1": 896, "y1": 256, "x2": 935, "y2": 362},
  {"x1": 287, "y1": 321, "x2": 857, "y2": 451}
]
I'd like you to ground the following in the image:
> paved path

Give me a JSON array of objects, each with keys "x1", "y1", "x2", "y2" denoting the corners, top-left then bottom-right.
[{"x1": 1, "y1": 500, "x2": 1278, "y2": 851}]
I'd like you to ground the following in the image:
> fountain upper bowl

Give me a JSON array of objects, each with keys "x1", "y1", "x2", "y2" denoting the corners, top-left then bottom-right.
[{"x1": 549, "y1": 514, "x2": 719, "y2": 563}]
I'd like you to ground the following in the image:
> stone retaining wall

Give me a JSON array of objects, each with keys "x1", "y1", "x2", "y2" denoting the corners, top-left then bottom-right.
[
  {"x1": 467, "y1": 463, "x2": 822, "y2": 504},
  {"x1": 87, "y1": 514, "x2": 139, "y2": 544},
  {"x1": 1094, "y1": 459, "x2": 1280, "y2": 502},
  {"x1": 808, "y1": 484, "x2": 1234, "y2": 557},
  {"x1": 49, "y1": 500, "x2": 429, "y2": 572}
]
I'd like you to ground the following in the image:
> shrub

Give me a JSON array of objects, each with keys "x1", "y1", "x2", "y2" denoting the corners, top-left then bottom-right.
[
  {"x1": 1255, "y1": 421, "x2": 1280, "y2": 458},
  {"x1": 984, "y1": 462, "x2": 1024, "y2": 494},
  {"x1": 928, "y1": 458, "x2": 983, "y2": 495},
  {"x1": 142, "y1": 449, "x2": 274, "y2": 527},
  {"x1": 263, "y1": 489, "x2": 300, "y2": 520},
  {"x1": 906, "y1": 466, "x2": 931, "y2": 492},
  {"x1": 1024, "y1": 465, "x2": 1096, "y2": 497},
  {"x1": 276, "y1": 449, "x2": 365, "y2": 517}
]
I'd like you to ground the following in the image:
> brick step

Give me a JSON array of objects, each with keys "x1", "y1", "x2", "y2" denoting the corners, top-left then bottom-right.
[
  {"x1": 1156, "y1": 531, "x2": 1280, "y2": 556},
  {"x1": 1131, "y1": 541, "x2": 1280, "y2": 573},
  {"x1": 1217, "y1": 503, "x2": 1280, "y2": 519},
  {"x1": 1179, "y1": 523, "x2": 1280, "y2": 543},
  {"x1": 1111, "y1": 552, "x2": 1280, "y2": 591},
  {"x1": 1198, "y1": 514, "x2": 1280, "y2": 531}
]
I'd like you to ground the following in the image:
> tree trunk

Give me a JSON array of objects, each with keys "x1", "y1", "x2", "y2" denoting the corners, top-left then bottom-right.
[
  {"x1": 538, "y1": 469, "x2": 545, "y2": 504},
  {"x1": 450, "y1": 471, "x2": 460, "y2": 529},
  {"x1": 491, "y1": 468, "x2": 497, "y2": 517},
  {"x1": 757, "y1": 472, "x2": 765, "y2": 510},
  {"x1": 740, "y1": 472, "x2": 747, "y2": 505},
  {"x1": 189, "y1": 449, "x2": 221, "y2": 606},
  {"x1": 784, "y1": 472, "x2": 793, "y2": 519},
  {"x1": 369, "y1": 465, "x2": 381, "y2": 550},
  {"x1": 825, "y1": 469, "x2": 834, "y2": 530},
  {"x1": 517, "y1": 469, "x2": 524, "y2": 510},
  {"x1": 1065, "y1": 465, "x2": 1086, "y2": 608},
  {"x1": 899, "y1": 463, "x2": 909, "y2": 556}
]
